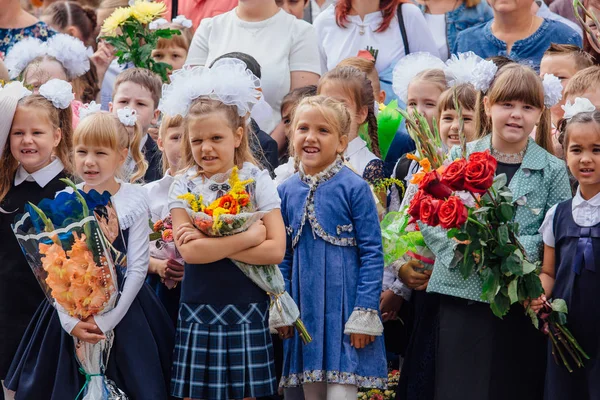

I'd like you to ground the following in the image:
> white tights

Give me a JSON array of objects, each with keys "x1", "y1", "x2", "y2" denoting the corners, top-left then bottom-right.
[{"x1": 284, "y1": 383, "x2": 358, "y2": 400}]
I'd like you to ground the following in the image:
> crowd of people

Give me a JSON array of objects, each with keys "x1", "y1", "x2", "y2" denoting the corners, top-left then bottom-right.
[{"x1": 0, "y1": 0, "x2": 599, "y2": 399}]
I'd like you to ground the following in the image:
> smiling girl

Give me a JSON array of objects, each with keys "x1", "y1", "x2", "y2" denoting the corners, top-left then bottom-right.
[{"x1": 0, "y1": 82, "x2": 72, "y2": 397}]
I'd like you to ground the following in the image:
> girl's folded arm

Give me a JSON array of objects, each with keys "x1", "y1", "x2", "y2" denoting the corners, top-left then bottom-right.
[
  {"x1": 229, "y1": 210, "x2": 286, "y2": 265},
  {"x1": 171, "y1": 208, "x2": 259, "y2": 264}
]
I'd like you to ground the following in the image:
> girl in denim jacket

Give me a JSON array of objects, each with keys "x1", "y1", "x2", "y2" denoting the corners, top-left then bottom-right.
[{"x1": 278, "y1": 96, "x2": 387, "y2": 400}]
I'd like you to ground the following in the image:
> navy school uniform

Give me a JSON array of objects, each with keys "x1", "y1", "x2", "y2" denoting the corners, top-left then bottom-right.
[{"x1": 142, "y1": 133, "x2": 163, "y2": 183}]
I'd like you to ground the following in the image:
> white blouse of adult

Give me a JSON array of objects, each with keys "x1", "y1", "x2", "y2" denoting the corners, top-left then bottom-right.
[
  {"x1": 314, "y1": 3, "x2": 440, "y2": 74},
  {"x1": 186, "y1": 8, "x2": 322, "y2": 134}
]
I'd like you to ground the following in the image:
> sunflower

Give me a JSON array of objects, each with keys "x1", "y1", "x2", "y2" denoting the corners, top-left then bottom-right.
[
  {"x1": 101, "y1": 7, "x2": 133, "y2": 36},
  {"x1": 131, "y1": 0, "x2": 167, "y2": 24}
]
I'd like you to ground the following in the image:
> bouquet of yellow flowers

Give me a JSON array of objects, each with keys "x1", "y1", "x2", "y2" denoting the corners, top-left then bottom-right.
[
  {"x1": 178, "y1": 167, "x2": 312, "y2": 344},
  {"x1": 12, "y1": 179, "x2": 124, "y2": 399},
  {"x1": 100, "y1": 0, "x2": 180, "y2": 81}
]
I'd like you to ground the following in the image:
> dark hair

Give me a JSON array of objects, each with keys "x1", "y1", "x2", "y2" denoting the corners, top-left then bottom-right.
[
  {"x1": 437, "y1": 83, "x2": 477, "y2": 117},
  {"x1": 42, "y1": 2, "x2": 97, "y2": 46},
  {"x1": 318, "y1": 66, "x2": 380, "y2": 157},
  {"x1": 543, "y1": 43, "x2": 595, "y2": 70},
  {"x1": 210, "y1": 52, "x2": 262, "y2": 79},
  {"x1": 486, "y1": 55, "x2": 515, "y2": 70},
  {"x1": 73, "y1": 62, "x2": 100, "y2": 103},
  {"x1": 560, "y1": 110, "x2": 600, "y2": 152},
  {"x1": 281, "y1": 85, "x2": 318, "y2": 114}
]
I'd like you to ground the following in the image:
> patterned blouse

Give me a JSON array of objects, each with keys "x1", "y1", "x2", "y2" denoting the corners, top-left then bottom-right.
[{"x1": 0, "y1": 21, "x2": 54, "y2": 60}]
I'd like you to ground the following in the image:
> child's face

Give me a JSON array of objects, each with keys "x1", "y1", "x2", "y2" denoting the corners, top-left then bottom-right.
[
  {"x1": 158, "y1": 126, "x2": 183, "y2": 173},
  {"x1": 439, "y1": 108, "x2": 476, "y2": 149},
  {"x1": 281, "y1": 103, "x2": 294, "y2": 139},
  {"x1": 407, "y1": 81, "x2": 442, "y2": 130},
  {"x1": 484, "y1": 99, "x2": 542, "y2": 147},
  {"x1": 74, "y1": 143, "x2": 127, "y2": 191},
  {"x1": 566, "y1": 91, "x2": 600, "y2": 110},
  {"x1": 9, "y1": 106, "x2": 61, "y2": 174},
  {"x1": 319, "y1": 81, "x2": 367, "y2": 141},
  {"x1": 565, "y1": 123, "x2": 600, "y2": 198},
  {"x1": 275, "y1": 0, "x2": 306, "y2": 19},
  {"x1": 24, "y1": 59, "x2": 68, "y2": 92},
  {"x1": 110, "y1": 82, "x2": 159, "y2": 134},
  {"x1": 293, "y1": 106, "x2": 348, "y2": 176},
  {"x1": 585, "y1": 7, "x2": 600, "y2": 54},
  {"x1": 151, "y1": 45, "x2": 188, "y2": 75},
  {"x1": 540, "y1": 55, "x2": 578, "y2": 124},
  {"x1": 187, "y1": 111, "x2": 243, "y2": 178}
]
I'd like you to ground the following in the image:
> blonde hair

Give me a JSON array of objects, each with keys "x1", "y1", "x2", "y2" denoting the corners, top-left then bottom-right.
[
  {"x1": 479, "y1": 64, "x2": 553, "y2": 155},
  {"x1": 22, "y1": 56, "x2": 69, "y2": 81},
  {"x1": 291, "y1": 95, "x2": 352, "y2": 161},
  {"x1": 564, "y1": 66, "x2": 600, "y2": 100},
  {"x1": 0, "y1": 95, "x2": 73, "y2": 202},
  {"x1": 337, "y1": 57, "x2": 381, "y2": 93},
  {"x1": 73, "y1": 112, "x2": 148, "y2": 183},
  {"x1": 156, "y1": 22, "x2": 193, "y2": 51},
  {"x1": 180, "y1": 98, "x2": 259, "y2": 174},
  {"x1": 318, "y1": 66, "x2": 380, "y2": 157},
  {"x1": 158, "y1": 114, "x2": 183, "y2": 173},
  {"x1": 409, "y1": 69, "x2": 448, "y2": 99}
]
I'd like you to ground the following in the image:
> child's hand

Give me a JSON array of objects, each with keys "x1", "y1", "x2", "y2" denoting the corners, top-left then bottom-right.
[
  {"x1": 276, "y1": 326, "x2": 294, "y2": 340},
  {"x1": 175, "y1": 223, "x2": 204, "y2": 246},
  {"x1": 72, "y1": 319, "x2": 105, "y2": 344},
  {"x1": 245, "y1": 220, "x2": 267, "y2": 247},
  {"x1": 150, "y1": 258, "x2": 169, "y2": 279},
  {"x1": 165, "y1": 259, "x2": 185, "y2": 282},
  {"x1": 380, "y1": 290, "x2": 403, "y2": 322},
  {"x1": 525, "y1": 295, "x2": 547, "y2": 313},
  {"x1": 398, "y1": 260, "x2": 432, "y2": 290},
  {"x1": 350, "y1": 333, "x2": 375, "y2": 349}
]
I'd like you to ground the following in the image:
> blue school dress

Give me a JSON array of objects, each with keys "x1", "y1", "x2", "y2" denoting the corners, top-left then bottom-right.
[
  {"x1": 5, "y1": 184, "x2": 174, "y2": 400},
  {"x1": 168, "y1": 163, "x2": 280, "y2": 400},
  {"x1": 277, "y1": 159, "x2": 387, "y2": 390},
  {"x1": 545, "y1": 200, "x2": 600, "y2": 399}
]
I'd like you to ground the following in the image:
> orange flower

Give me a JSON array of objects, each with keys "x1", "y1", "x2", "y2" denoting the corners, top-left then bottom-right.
[
  {"x1": 153, "y1": 220, "x2": 164, "y2": 232},
  {"x1": 217, "y1": 194, "x2": 239, "y2": 214},
  {"x1": 162, "y1": 229, "x2": 173, "y2": 242},
  {"x1": 410, "y1": 171, "x2": 426, "y2": 185},
  {"x1": 406, "y1": 153, "x2": 420, "y2": 162},
  {"x1": 419, "y1": 158, "x2": 432, "y2": 173}
]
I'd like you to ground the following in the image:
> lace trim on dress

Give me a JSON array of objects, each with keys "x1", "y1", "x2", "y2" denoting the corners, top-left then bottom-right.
[
  {"x1": 362, "y1": 158, "x2": 385, "y2": 185},
  {"x1": 291, "y1": 158, "x2": 356, "y2": 248},
  {"x1": 280, "y1": 369, "x2": 387, "y2": 389}
]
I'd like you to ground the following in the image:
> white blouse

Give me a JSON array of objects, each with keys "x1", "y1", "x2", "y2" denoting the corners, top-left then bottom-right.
[
  {"x1": 540, "y1": 188, "x2": 600, "y2": 247},
  {"x1": 169, "y1": 162, "x2": 281, "y2": 213},
  {"x1": 424, "y1": 13, "x2": 449, "y2": 61},
  {"x1": 144, "y1": 171, "x2": 174, "y2": 222},
  {"x1": 314, "y1": 4, "x2": 439, "y2": 74},
  {"x1": 58, "y1": 183, "x2": 151, "y2": 334},
  {"x1": 186, "y1": 9, "x2": 322, "y2": 133},
  {"x1": 345, "y1": 137, "x2": 379, "y2": 177}
]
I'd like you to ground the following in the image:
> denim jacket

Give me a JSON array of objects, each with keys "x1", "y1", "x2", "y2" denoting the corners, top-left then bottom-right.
[
  {"x1": 453, "y1": 19, "x2": 582, "y2": 72},
  {"x1": 418, "y1": 2, "x2": 493, "y2": 53},
  {"x1": 423, "y1": 136, "x2": 571, "y2": 302}
]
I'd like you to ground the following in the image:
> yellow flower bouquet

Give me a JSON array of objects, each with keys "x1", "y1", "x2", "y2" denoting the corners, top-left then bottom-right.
[{"x1": 100, "y1": 0, "x2": 180, "y2": 81}]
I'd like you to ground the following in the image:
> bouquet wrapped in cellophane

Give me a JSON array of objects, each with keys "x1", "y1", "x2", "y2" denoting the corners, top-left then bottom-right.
[
  {"x1": 12, "y1": 179, "x2": 127, "y2": 399},
  {"x1": 149, "y1": 215, "x2": 182, "y2": 289},
  {"x1": 178, "y1": 167, "x2": 312, "y2": 344}
]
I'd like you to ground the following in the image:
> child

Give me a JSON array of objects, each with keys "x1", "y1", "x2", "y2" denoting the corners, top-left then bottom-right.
[
  {"x1": 41, "y1": 1, "x2": 98, "y2": 47},
  {"x1": 0, "y1": 82, "x2": 72, "y2": 399},
  {"x1": 6, "y1": 111, "x2": 175, "y2": 399},
  {"x1": 425, "y1": 63, "x2": 571, "y2": 400},
  {"x1": 151, "y1": 17, "x2": 193, "y2": 76},
  {"x1": 338, "y1": 56, "x2": 416, "y2": 175},
  {"x1": 535, "y1": 109, "x2": 600, "y2": 400},
  {"x1": 317, "y1": 65, "x2": 386, "y2": 185},
  {"x1": 437, "y1": 84, "x2": 478, "y2": 150},
  {"x1": 145, "y1": 114, "x2": 184, "y2": 325},
  {"x1": 278, "y1": 95, "x2": 387, "y2": 399},
  {"x1": 110, "y1": 68, "x2": 163, "y2": 182},
  {"x1": 163, "y1": 60, "x2": 286, "y2": 400},
  {"x1": 540, "y1": 44, "x2": 594, "y2": 157},
  {"x1": 564, "y1": 66, "x2": 600, "y2": 109}
]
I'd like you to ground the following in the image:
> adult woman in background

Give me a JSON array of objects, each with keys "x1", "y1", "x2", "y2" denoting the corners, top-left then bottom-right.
[{"x1": 0, "y1": 0, "x2": 54, "y2": 59}]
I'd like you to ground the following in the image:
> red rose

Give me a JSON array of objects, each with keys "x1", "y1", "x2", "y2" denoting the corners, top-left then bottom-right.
[
  {"x1": 419, "y1": 195, "x2": 442, "y2": 227},
  {"x1": 407, "y1": 190, "x2": 427, "y2": 219},
  {"x1": 419, "y1": 171, "x2": 453, "y2": 199},
  {"x1": 464, "y1": 150, "x2": 498, "y2": 194},
  {"x1": 441, "y1": 159, "x2": 467, "y2": 191},
  {"x1": 439, "y1": 196, "x2": 469, "y2": 229}
]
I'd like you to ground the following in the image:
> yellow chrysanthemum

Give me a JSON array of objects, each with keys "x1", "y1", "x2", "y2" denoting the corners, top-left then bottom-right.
[
  {"x1": 131, "y1": 0, "x2": 167, "y2": 24},
  {"x1": 101, "y1": 7, "x2": 132, "y2": 35}
]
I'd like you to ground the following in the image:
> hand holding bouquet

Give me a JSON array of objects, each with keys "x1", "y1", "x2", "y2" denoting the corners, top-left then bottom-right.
[
  {"x1": 149, "y1": 215, "x2": 183, "y2": 289},
  {"x1": 177, "y1": 167, "x2": 312, "y2": 344}
]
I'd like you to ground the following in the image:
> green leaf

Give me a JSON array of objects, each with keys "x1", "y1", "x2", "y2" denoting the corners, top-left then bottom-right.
[
  {"x1": 497, "y1": 224, "x2": 509, "y2": 244},
  {"x1": 522, "y1": 273, "x2": 544, "y2": 299},
  {"x1": 551, "y1": 298, "x2": 569, "y2": 314},
  {"x1": 526, "y1": 308, "x2": 539, "y2": 329},
  {"x1": 473, "y1": 206, "x2": 491, "y2": 214},
  {"x1": 493, "y1": 173, "x2": 508, "y2": 190},
  {"x1": 495, "y1": 203, "x2": 515, "y2": 223},
  {"x1": 501, "y1": 253, "x2": 523, "y2": 276},
  {"x1": 490, "y1": 292, "x2": 510, "y2": 318},
  {"x1": 458, "y1": 253, "x2": 475, "y2": 280},
  {"x1": 447, "y1": 228, "x2": 459, "y2": 238},
  {"x1": 522, "y1": 260, "x2": 537, "y2": 274},
  {"x1": 455, "y1": 231, "x2": 469, "y2": 241},
  {"x1": 481, "y1": 267, "x2": 499, "y2": 302},
  {"x1": 508, "y1": 279, "x2": 519, "y2": 303},
  {"x1": 493, "y1": 244, "x2": 517, "y2": 257}
]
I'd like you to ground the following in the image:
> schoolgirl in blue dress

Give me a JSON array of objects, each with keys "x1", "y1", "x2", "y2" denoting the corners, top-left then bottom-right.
[
  {"x1": 5, "y1": 111, "x2": 174, "y2": 399},
  {"x1": 164, "y1": 59, "x2": 286, "y2": 400},
  {"x1": 278, "y1": 95, "x2": 387, "y2": 400},
  {"x1": 535, "y1": 105, "x2": 600, "y2": 400}
]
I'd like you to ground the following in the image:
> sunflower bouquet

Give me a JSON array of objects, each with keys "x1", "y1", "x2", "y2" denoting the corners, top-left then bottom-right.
[
  {"x1": 12, "y1": 179, "x2": 124, "y2": 399},
  {"x1": 100, "y1": 0, "x2": 180, "y2": 81},
  {"x1": 178, "y1": 167, "x2": 312, "y2": 344}
]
